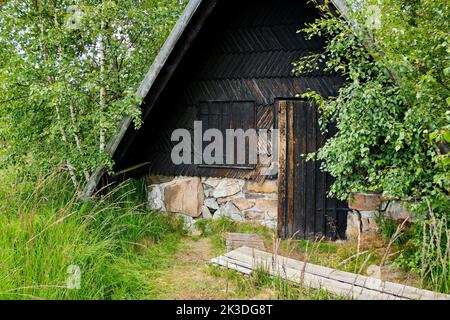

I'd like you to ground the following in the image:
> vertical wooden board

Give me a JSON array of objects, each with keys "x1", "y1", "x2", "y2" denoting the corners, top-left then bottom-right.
[
  {"x1": 300, "y1": 101, "x2": 308, "y2": 237},
  {"x1": 305, "y1": 102, "x2": 315, "y2": 237},
  {"x1": 324, "y1": 123, "x2": 339, "y2": 239},
  {"x1": 311, "y1": 103, "x2": 318, "y2": 236},
  {"x1": 292, "y1": 101, "x2": 303, "y2": 237},
  {"x1": 277, "y1": 101, "x2": 287, "y2": 238},
  {"x1": 337, "y1": 199, "x2": 348, "y2": 239},
  {"x1": 287, "y1": 101, "x2": 295, "y2": 237},
  {"x1": 327, "y1": 197, "x2": 339, "y2": 239},
  {"x1": 327, "y1": 122, "x2": 339, "y2": 238},
  {"x1": 209, "y1": 108, "x2": 220, "y2": 134},
  {"x1": 276, "y1": 100, "x2": 349, "y2": 239}
]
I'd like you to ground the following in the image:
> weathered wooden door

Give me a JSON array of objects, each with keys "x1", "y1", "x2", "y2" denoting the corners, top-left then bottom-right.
[{"x1": 277, "y1": 100, "x2": 348, "y2": 239}]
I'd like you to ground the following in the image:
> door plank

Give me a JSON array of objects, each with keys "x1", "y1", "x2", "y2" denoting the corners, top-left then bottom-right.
[
  {"x1": 287, "y1": 101, "x2": 295, "y2": 237},
  {"x1": 277, "y1": 101, "x2": 287, "y2": 238}
]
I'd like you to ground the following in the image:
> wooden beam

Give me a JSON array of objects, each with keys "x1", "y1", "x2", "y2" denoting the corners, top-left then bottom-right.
[{"x1": 210, "y1": 246, "x2": 450, "y2": 300}]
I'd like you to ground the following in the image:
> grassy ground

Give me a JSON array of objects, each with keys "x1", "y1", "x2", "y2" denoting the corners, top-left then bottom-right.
[
  {"x1": 146, "y1": 233, "x2": 343, "y2": 300},
  {"x1": 0, "y1": 172, "x2": 424, "y2": 300},
  {"x1": 143, "y1": 216, "x2": 423, "y2": 300},
  {"x1": 0, "y1": 171, "x2": 187, "y2": 299}
]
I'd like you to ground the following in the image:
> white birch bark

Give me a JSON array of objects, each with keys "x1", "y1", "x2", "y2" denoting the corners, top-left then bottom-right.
[{"x1": 99, "y1": 19, "x2": 107, "y2": 152}]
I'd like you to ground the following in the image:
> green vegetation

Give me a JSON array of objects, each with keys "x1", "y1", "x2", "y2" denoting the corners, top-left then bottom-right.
[
  {"x1": 0, "y1": 171, "x2": 351, "y2": 300},
  {"x1": 196, "y1": 218, "x2": 348, "y2": 300},
  {"x1": 295, "y1": 0, "x2": 449, "y2": 293},
  {"x1": 195, "y1": 218, "x2": 420, "y2": 297},
  {"x1": 0, "y1": 170, "x2": 435, "y2": 299},
  {"x1": 0, "y1": 0, "x2": 185, "y2": 187},
  {"x1": 0, "y1": 170, "x2": 186, "y2": 299}
]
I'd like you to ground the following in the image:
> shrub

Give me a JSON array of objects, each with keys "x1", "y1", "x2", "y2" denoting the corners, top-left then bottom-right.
[{"x1": 294, "y1": 0, "x2": 449, "y2": 292}]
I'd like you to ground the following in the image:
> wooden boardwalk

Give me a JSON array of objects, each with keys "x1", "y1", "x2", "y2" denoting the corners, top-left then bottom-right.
[{"x1": 210, "y1": 246, "x2": 450, "y2": 300}]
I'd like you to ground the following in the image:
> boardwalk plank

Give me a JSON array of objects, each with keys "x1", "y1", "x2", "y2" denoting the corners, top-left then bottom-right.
[{"x1": 210, "y1": 246, "x2": 450, "y2": 300}]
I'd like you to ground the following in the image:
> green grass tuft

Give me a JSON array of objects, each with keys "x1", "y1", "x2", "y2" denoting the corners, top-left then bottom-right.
[{"x1": 0, "y1": 170, "x2": 186, "y2": 300}]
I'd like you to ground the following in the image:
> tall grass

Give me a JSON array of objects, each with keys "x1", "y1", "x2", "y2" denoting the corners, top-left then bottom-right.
[
  {"x1": 419, "y1": 215, "x2": 449, "y2": 293},
  {"x1": 0, "y1": 170, "x2": 185, "y2": 300},
  {"x1": 377, "y1": 197, "x2": 449, "y2": 294}
]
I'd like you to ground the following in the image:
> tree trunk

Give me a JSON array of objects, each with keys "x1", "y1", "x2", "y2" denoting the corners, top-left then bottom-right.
[
  {"x1": 69, "y1": 105, "x2": 91, "y2": 182},
  {"x1": 99, "y1": 19, "x2": 107, "y2": 152}
]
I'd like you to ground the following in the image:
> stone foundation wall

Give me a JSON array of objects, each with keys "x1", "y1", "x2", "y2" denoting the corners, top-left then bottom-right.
[
  {"x1": 346, "y1": 196, "x2": 414, "y2": 240},
  {"x1": 148, "y1": 180, "x2": 415, "y2": 240},
  {"x1": 146, "y1": 176, "x2": 278, "y2": 229}
]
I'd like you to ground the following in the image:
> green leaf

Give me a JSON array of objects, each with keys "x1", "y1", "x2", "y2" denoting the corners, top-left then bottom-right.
[{"x1": 443, "y1": 131, "x2": 450, "y2": 143}]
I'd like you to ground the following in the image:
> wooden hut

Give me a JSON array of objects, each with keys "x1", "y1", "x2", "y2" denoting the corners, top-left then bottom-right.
[{"x1": 84, "y1": 0, "x2": 349, "y2": 239}]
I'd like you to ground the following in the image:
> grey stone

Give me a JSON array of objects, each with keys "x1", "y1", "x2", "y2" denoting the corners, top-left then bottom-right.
[
  {"x1": 201, "y1": 205, "x2": 213, "y2": 219},
  {"x1": 244, "y1": 210, "x2": 265, "y2": 222},
  {"x1": 147, "y1": 185, "x2": 165, "y2": 211},
  {"x1": 202, "y1": 177, "x2": 221, "y2": 188},
  {"x1": 212, "y1": 179, "x2": 242, "y2": 198},
  {"x1": 262, "y1": 219, "x2": 277, "y2": 229},
  {"x1": 244, "y1": 193, "x2": 267, "y2": 200},
  {"x1": 346, "y1": 211, "x2": 361, "y2": 240},
  {"x1": 215, "y1": 202, "x2": 244, "y2": 222},
  {"x1": 360, "y1": 210, "x2": 378, "y2": 219},
  {"x1": 361, "y1": 217, "x2": 378, "y2": 233},
  {"x1": 232, "y1": 198, "x2": 255, "y2": 211},
  {"x1": 212, "y1": 209, "x2": 224, "y2": 220},
  {"x1": 244, "y1": 180, "x2": 277, "y2": 193},
  {"x1": 217, "y1": 193, "x2": 243, "y2": 205},
  {"x1": 204, "y1": 198, "x2": 219, "y2": 211},
  {"x1": 176, "y1": 213, "x2": 202, "y2": 236},
  {"x1": 203, "y1": 186, "x2": 213, "y2": 198},
  {"x1": 176, "y1": 213, "x2": 195, "y2": 229},
  {"x1": 254, "y1": 199, "x2": 277, "y2": 218},
  {"x1": 384, "y1": 202, "x2": 413, "y2": 221},
  {"x1": 346, "y1": 210, "x2": 379, "y2": 240}
]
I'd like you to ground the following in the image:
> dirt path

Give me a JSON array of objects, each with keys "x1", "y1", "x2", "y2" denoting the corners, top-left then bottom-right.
[
  {"x1": 147, "y1": 234, "x2": 419, "y2": 300},
  {"x1": 150, "y1": 238, "x2": 238, "y2": 299}
]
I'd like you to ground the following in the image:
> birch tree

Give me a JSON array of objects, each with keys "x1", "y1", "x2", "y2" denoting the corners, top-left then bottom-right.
[{"x1": 0, "y1": 0, "x2": 185, "y2": 188}]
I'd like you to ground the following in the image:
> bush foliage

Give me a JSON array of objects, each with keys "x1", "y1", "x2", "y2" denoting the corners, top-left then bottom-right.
[
  {"x1": 295, "y1": 0, "x2": 449, "y2": 291},
  {"x1": 0, "y1": 0, "x2": 185, "y2": 188}
]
